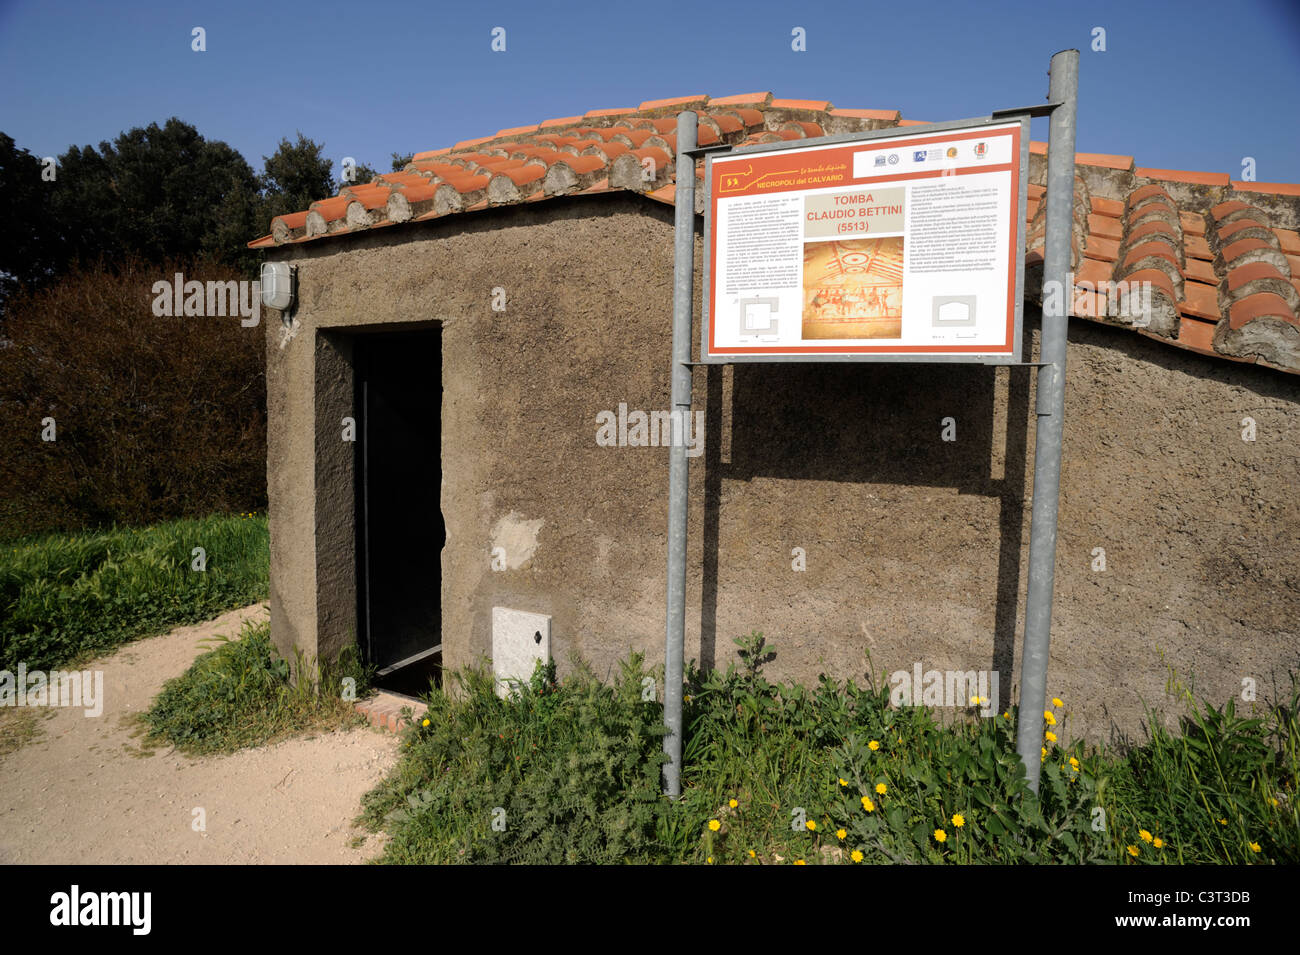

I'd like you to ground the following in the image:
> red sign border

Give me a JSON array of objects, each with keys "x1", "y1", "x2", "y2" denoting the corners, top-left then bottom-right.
[{"x1": 703, "y1": 119, "x2": 1027, "y2": 360}]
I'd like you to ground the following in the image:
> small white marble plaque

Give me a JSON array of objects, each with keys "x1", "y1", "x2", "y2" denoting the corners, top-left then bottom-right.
[{"x1": 491, "y1": 607, "x2": 551, "y2": 698}]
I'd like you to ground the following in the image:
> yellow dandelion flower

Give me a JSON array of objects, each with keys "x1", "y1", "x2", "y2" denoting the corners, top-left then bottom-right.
[
  {"x1": 1139, "y1": 829, "x2": 1152, "y2": 843},
  {"x1": 868, "y1": 740, "x2": 880, "y2": 751},
  {"x1": 1268, "y1": 797, "x2": 1279, "y2": 808},
  {"x1": 1249, "y1": 842, "x2": 1261, "y2": 853},
  {"x1": 748, "y1": 849, "x2": 756, "y2": 858},
  {"x1": 1052, "y1": 697, "x2": 1063, "y2": 708},
  {"x1": 1002, "y1": 712, "x2": 1010, "y2": 719},
  {"x1": 707, "y1": 856, "x2": 713, "y2": 864},
  {"x1": 1069, "y1": 756, "x2": 1079, "y2": 771},
  {"x1": 1218, "y1": 818, "x2": 1228, "y2": 826},
  {"x1": 836, "y1": 828, "x2": 846, "y2": 840},
  {"x1": 1044, "y1": 730, "x2": 1057, "y2": 743},
  {"x1": 951, "y1": 813, "x2": 965, "y2": 828},
  {"x1": 1041, "y1": 746, "x2": 1047, "y2": 760},
  {"x1": 1152, "y1": 837, "x2": 1164, "y2": 849},
  {"x1": 934, "y1": 829, "x2": 947, "y2": 843},
  {"x1": 838, "y1": 779, "x2": 847, "y2": 787},
  {"x1": 729, "y1": 798, "x2": 738, "y2": 808},
  {"x1": 969, "y1": 695, "x2": 981, "y2": 706},
  {"x1": 421, "y1": 718, "x2": 430, "y2": 727},
  {"x1": 806, "y1": 820, "x2": 817, "y2": 831},
  {"x1": 1043, "y1": 711, "x2": 1057, "y2": 726},
  {"x1": 1127, "y1": 845, "x2": 1139, "y2": 857},
  {"x1": 861, "y1": 796, "x2": 875, "y2": 813},
  {"x1": 876, "y1": 783, "x2": 887, "y2": 795},
  {"x1": 794, "y1": 859, "x2": 806, "y2": 865},
  {"x1": 851, "y1": 849, "x2": 864, "y2": 863},
  {"x1": 708, "y1": 819, "x2": 721, "y2": 832}
]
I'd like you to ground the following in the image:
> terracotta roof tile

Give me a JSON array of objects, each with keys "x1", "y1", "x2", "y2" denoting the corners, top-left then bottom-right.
[
  {"x1": 1232, "y1": 181, "x2": 1300, "y2": 197},
  {"x1": 248, "y1": 91, "x2": 1300, "y2": 375},
  {"x1": 1217, "y1": 218, "x2": 1272, "y2": 242},
  {"x1": 1075, "y1": 258, "x2": 1113, "y2": 287},
  {"x1": 1088, "y1": 214, "x2": 1124, "y2": 240},
  {"x1": 1179, "y1": 212, "x2": 1207, "y2": 236},
  {"x1": 452, "y1": 135, "x2": 496, "y2": 150},
  {"x1": 1091, "y1": 197, "x2": 1124, "y2": 217},
  {"x1": 706, "y1": 92, "x2": 772, "y2": 107},
  {"x1": 830, "y1": 107, "x2": 900, "y2": 121},
  {"x1": 638, "y1": 95, "x2": 708, "y2": 111},
  {"x1": 1084, "y1": 234, "x2": 1120, "y2": 262},
  {"x1": 1221, "y1": 237, "x2": 1273, "y2": 264},
  {"x1": 1176, "y1": 315, "x2": 1218, "y2": 354},
  {"x1": 1180, "y1": 281, "x2": 1220, "y2": 320},
  {"x1": 1077, "y1": 152, "x2": 1133, "y2": 170},
  {"x1": 1229, "y1": 292, "x2": 1296, "y2": 330},
  {"x1": 1122, "y1": 241, "x2": 1180, "y2": 271},
  {"x1": 1185, "y1": 258, "x2": 1218, "y2": 284},
  {"x1": 770, "y1": 98, "x2": 831, "y2": 111},
  {"x1": 1227, "y1": 261, "x2": 1288, "y2": 294},
  {"x1": 1137, "y1": 168, "x2": 1232, "y2": 186},
  {"x1": 1184, "y1": 232, "x2": 1214, "y2": 259},
  {"x1": 1211, "y1": 200, "x2": 1253, "y2": 221},
  {"x1": 1271, "y1": 229, "x2": 1300, "y2": 255}
]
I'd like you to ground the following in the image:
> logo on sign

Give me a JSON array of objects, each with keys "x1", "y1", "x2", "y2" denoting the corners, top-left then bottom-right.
[
  {"x1": 913, "y1": 151, "x2": 927, "y2": 162},
  {"x1": 887, "y1": 154, "x2": 899, "y2": 164},
  {"x1": 974, "y1": 142, "x2": 988, "y2": 158},
  {"x1": 946, "y1": 147, "x2": 958, "y2": 158},
  {"x1": 874, "y1": 154, "x2": 887, "y2": 167}
]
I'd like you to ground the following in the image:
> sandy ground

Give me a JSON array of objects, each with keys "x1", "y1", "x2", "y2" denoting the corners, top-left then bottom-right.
[{"x1": 0, "y1": 604, "x2": 400, "y2": 865}]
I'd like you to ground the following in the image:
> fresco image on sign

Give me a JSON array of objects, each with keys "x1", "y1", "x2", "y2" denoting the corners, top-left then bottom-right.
[{"x1": 802, "y1": 238, "x2": 904, "y2": 340}]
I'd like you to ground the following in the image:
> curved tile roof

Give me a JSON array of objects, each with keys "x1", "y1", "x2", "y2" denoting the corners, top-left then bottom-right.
[{"x1": 249, "y1": 92, "x2": 1300, "y2": 375}]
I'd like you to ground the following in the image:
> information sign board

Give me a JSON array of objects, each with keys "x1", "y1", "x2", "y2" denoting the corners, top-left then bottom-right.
[{"x1": 703, "y1": 116, "x2": 1029, "y2": 362}]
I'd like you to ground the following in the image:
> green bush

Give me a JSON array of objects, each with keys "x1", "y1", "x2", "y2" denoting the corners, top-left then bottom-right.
[
  {"x1": 0, "y1": 258, "x2": 266, "y2": 540},
  {"x1": 141, "y1": 619, "x2": 368, "y2": 755},
  {"x1": 361, "y1": 656, "x2": 670, "y2": 864},
  {"x1": 0, "y1": 512, "x2": 268, "y2": 672},
  {"x1": 362, "y1": 631, "x2": 1298, "y2": 865}
]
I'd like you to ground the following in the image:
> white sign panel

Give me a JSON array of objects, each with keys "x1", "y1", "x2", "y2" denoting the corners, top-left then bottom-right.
[{"x1": 703, "y1": 118, "x2": 1028, "y2": 362}]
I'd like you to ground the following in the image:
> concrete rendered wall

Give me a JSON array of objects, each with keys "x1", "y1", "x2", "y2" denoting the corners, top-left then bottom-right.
[{"x1": 265, "y1": 193, "x2": 1300, "y2": 742}]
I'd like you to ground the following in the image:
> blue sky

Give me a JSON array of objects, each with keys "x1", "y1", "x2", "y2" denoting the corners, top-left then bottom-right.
[{"x1": 2, "y1": 0, "x2": 1298, "y2": 186}]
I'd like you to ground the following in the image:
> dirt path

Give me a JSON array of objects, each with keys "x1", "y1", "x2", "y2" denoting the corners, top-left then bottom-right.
[{"x1": 0, "y1": 604, "x2": 400, "y2": 864}]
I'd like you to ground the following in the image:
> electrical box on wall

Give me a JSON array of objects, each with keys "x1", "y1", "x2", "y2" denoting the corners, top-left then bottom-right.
[{"x1": 491, "y1": 607, "x2": 551, "y2": 698}]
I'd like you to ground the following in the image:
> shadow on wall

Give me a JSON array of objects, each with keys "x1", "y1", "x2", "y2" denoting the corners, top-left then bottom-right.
[{"x1": 697, "y1": 330, "x2": 1035, "y2": 715}]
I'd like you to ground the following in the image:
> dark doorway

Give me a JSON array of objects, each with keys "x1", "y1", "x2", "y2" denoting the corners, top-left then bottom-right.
[{"x1": 354, "y1": 327, "x2": 444, "y2": 693}]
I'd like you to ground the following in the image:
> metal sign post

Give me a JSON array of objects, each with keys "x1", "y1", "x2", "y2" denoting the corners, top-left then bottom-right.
[
  {"x1": 1014, "y1": 48, "x2": 1079, "y2": 793},
  {"x1": 662, "y1": 110, "x2": 698, "y2": 798}
]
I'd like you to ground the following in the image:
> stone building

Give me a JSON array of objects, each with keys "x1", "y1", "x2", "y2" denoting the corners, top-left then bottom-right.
[{"x1": 249, "y1": 93, "x2": 1300, "y2": 739}]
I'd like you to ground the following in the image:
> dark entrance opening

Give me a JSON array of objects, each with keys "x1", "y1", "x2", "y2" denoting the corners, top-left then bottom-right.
[{"x1": 354, "y1": 326, "x2": 443, "y2": 695}]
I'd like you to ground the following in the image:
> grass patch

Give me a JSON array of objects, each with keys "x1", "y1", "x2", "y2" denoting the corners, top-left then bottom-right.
[
  {"x1": 139, "y1": 619, "x2": 370, "y2": 756},
  {"x1": 360, "y1": 632, "x2": 1299, "y2": 864},
  {"x1": 0, "y1": 512, "x2": 268, "y2": 672},
  {"x1": 0, "y1": 706, "x2": 56, "y2": 760}
]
